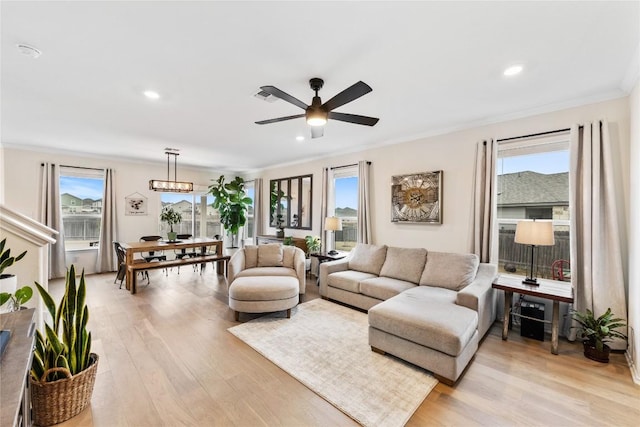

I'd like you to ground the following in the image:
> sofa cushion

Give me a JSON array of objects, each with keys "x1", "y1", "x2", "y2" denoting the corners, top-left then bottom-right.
[
  {"x1": 368, "y1": 287, "x2": 478, "y2": 356},
  {"x1": 360, "y1": 277, "x2": 416, "y2": 301},
  {"x1": 348, "y1": 243, "x2": 388, "y2": 275},
  {"x1": 258, "y1": 244, "x2": 283, "y2": 267},
  {"x1": 229, "y1": 276, "x2": 299, "y2": 301},
  {"x1": 282, "y1": 245, "x2": 296, "y2": 268},
  {"x1": 236, "y1": 266, "x2": 296, "y2": 279},
  {"x1": 379, "y1": 247, "x2": 427, "y2": 284},
  {"x1": 244, "y1": 246, "x2": 258, "y2": 269},
  {"x1": 420, "y1": 251, "x2": 479, "y2": 291},
  {"x1": 328, "y1": 270, "x2": 378, "y2": 293}
]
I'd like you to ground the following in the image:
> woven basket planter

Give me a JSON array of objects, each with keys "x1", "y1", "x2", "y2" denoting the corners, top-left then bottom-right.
[{"x1": 30, "y1": 353, "x2": 99, "y2": 426}]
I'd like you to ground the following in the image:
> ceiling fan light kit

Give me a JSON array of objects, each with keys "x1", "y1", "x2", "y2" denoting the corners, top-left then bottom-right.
[{"x1": 256, "y1": 77, "x2": 379, "y2": 138}]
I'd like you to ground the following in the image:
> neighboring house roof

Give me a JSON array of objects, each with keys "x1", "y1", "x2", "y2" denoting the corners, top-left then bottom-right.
[{"x1": 497, "y1": 171, "x2": 568, "y2": 206}]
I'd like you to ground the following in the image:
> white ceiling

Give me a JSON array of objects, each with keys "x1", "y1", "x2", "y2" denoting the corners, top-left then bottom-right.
[{"x1": 2, "y1": 1, "x2": 638, "y2": 172}]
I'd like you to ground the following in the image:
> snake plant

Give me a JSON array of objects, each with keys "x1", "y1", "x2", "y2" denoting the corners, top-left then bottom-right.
[{"x1": 31, "y1": 265, "x2": 92, "y2": 382}]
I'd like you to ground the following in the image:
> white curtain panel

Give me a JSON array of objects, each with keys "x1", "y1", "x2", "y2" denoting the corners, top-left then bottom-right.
[
  {"x1": 357, "y1": 160, "x2": 372, "y2": 244},
  {"x1": 320, "y1": 167, "x2": 330, "y2": 253},
  {"x1": 568, "y1": 120, "x2": 627, "y2": 349},
  {"x1": 40, "y1": 163, "x2": 67, "y2": 279},
  {"x1": 254, "y1": 178, "x2": 264, "y2": 241},
  {"x1": 469, "y1": 139, "x2": 497, "y2": 263},
  {"x1": 96, "y1": 168, "x2": 117, "y2": 273}
]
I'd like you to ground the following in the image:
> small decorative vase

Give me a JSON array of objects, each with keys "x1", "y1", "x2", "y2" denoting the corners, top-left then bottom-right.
[
  {"x1": 167, "y1": 231, "x2": 177, "y2": 241},
  {"x1": 276, "y1": 229, "x2": 284, "y2": 238}
]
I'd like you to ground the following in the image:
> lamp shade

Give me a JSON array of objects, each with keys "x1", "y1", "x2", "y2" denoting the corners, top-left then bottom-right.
[
  {"x1": 324, "y1": 216, "x2": 342, "y2": 231},
  {"x1": 514, "y1": 220, "x2": 555, "y2": 246}
]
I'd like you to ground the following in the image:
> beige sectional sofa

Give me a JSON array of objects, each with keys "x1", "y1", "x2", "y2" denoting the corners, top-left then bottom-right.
[{"x1": 319, "y1": 243, "x2": 497, "y2": 384}]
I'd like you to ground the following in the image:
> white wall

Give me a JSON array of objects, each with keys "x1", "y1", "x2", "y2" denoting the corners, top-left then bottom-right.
[
  {"x1": 252, "y1": 96, "x2": 630, "y2": 255},
  {"x1": 628, "y1": 80, "x2": 640, "y2": 384},
  {"x1": 1, "y1": 147, "x2": 223, "y2": 274}
]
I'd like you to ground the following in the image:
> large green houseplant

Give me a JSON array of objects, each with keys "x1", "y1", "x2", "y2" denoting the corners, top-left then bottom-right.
[
  {"x1": 571, "y1": 307, "x2": 627, "y2": 363},
  {"x1": 160, "y1": 205, "x2": 183, "y2": 241},
  {"x1": 208, "y1": 175, "x2": 252, "y2": 248},
  {"x1": 30, "y1": 265, "x2": 99, "y2": 426}
]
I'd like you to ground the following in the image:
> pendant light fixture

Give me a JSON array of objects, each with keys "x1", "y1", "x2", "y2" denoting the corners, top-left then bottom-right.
[{"x1": 149, "y1": 149, "x2": 193, "y2": 193}]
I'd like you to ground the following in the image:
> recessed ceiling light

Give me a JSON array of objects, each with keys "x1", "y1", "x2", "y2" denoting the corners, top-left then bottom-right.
[
  {"x1": 296, "y1": 136, "x2": 305, "y2": 141},
  {"x1": 143, "y1": 90, "x2": 160, "y2": 100},
  {"x1": 503, "y1": 65, "x2": 523, "y2": 76},
  {"x1": 17, "y1": 44, "x2": 42, "y2": 58}
]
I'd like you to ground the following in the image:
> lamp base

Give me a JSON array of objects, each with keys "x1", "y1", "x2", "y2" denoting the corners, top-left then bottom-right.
[{"x1": 522, "y1": 277, "x2": 539, "y2": 286}]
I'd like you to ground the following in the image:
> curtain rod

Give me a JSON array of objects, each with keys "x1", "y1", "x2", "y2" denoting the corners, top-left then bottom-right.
[
  {"x1": 496, "y1": 127, "x2": 571, "y2": 143},
  {"x1": 329, "y1": 161, "x2": 371, "y2": 170},
  {"x1": 59, "y1": 164, "x2": 105, "y2": 172}
]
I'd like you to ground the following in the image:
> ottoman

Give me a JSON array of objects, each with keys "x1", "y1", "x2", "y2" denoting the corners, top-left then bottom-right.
[
  {"x1": 368, "y1": 287, "x2": 479, "y2": 385},
  {"x1": 229, "y1": 276, "x2": 299, "y2": 321}
]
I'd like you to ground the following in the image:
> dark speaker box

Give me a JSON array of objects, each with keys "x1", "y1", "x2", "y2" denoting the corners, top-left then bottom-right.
[{"x1": 520, "y1": 301, "x2": 545, "y2": 341}]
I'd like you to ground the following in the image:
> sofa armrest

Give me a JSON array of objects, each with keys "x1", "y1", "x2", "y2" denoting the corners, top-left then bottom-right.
[
  {"x1": 319, "y1": 258, "x2": 350, "y2": 296},
  {"x1": 455, "y1": 263, "x2": 498, "y2": 338},
  {"x1": 293, "y1": 247, "x2": 306, "y2": 294},
  {"x1": 228, "y1": 249, "x2": 246, "y2": 286}
]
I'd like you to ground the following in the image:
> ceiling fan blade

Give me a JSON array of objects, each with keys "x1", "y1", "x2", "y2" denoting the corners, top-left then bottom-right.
[
  {"x1": 322, "y1": 81, "x2": 372, "y2": 111},
  {"x1": 311, "y1": 126, "x2": 324, "y2": 139},
  {"x1": 328, "y1": 112, "x2": 379, "y2": 126},
  {"x1": 255, "y1": 114, "x2": 305, "y2": 125},
  {"x1": 260, "y1": 86, "x2": 308, "y2": 110}
]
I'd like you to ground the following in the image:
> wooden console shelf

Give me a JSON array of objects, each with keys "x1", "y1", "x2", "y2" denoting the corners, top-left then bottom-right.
[
  {"x1": 257, "y1": 235, "x2": 308, "y2": 253},
  {"x1": 0, "y1": 308, "x2": 36, "y2": 427}
]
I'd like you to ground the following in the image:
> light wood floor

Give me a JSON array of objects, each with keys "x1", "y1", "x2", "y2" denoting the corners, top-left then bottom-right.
[{"x1": 46, "y1": 267, "x2": 639, "y2": 427}]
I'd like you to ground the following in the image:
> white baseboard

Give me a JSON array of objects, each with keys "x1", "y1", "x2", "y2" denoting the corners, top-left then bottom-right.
[{"x1": 625, "y1": 350, "x2": 640, "y2": 385}]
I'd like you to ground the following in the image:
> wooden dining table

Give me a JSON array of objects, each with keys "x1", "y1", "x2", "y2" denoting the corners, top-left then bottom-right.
[{"x1": 121, "y1": 238, "x2": 224, "y2": 293}]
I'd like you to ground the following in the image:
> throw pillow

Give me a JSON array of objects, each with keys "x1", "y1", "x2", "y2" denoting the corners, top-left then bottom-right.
[
  {"x1": 257, "y1": 244, "x2": 284, "y2": 267},
  {"x1": 379, "y1": 247, "x2": 427, "y2": 284},
  {"x1": 419, "y1": 251, "x2": 479, "y2": 291},
  {"x1": 244, "y1": 246, "x2": 258, "y2": 269},
  {"x1": 348, "y1": 243, "x2": 388, "y2": 275}
]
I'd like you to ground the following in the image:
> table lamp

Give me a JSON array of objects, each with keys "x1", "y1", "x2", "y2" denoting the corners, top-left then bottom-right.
[
  {"x1": 514, "y1": 219, "x2": 555, "y2": 286},
  {"x1": 324, "y1": 216, "x2": 342, "y2": 255}
]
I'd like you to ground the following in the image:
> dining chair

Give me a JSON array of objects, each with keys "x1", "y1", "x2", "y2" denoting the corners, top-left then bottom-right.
[
  {"x1": 139, "y1": 235, "x2": 168, "y2": 276},
  {"x1": 174, "y1": 233, "x2": 198, "y2": 273},
  {"x1": 113, "y1": 241, "x2": 148, "y2": 288}
]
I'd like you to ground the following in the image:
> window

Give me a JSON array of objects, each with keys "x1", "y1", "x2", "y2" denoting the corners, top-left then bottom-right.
[
  {"x1": 159, "y1": 193, "x2": 221, "y2": 238},
  {"x1": 59, "y1": 167, "x2": 104, "y2": 250},
  {"x1": 330, "y1": 167, "x2": 358, "y2": 252},
  {"x1": 496, "y1": 132, "x2": 571, "y2": 281}
]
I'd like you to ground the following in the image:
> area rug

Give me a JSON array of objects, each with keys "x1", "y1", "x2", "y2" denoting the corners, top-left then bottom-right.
[{"x1": 228, "y1": 298, "x2": 437, "y2": 427}]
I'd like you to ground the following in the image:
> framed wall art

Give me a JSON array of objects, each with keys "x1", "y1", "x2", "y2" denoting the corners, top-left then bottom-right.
[
  {"x1": 125, "y1": 192, "x2": 148, "y2": 216},
  {"x1": 391, "y1": 170, "x2": 442, "y2": 224}
]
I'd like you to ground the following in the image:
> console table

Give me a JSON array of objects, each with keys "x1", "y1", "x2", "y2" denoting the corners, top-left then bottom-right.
[
  {"x1": 0, "y1": 308, "x2": 36, "y2": 427},
  {"x1": 256, "y1": 235, "x2": 308, "y2": 254},
  {"x1": 492, "y1": 275, "x2": 573, "y2": 355}
]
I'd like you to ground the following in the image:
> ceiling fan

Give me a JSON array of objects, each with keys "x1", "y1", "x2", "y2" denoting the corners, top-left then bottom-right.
[{"x1": 255, "y1": 78, "x2": 379, "y2": 138}]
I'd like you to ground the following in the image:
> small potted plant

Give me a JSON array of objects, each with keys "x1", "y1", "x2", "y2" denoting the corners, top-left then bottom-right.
[
  {"x1": 571, "y1": 307, "x2": 627, "y2": 363},
  {"x1": 0, "y1": 238, "x2": 27, "y2": 312},
  {"x1": 0, "y1": 285, "x2": 33, "y2": 312},
  {"x1": 160, "y1": 205, "x2": 182, "y2": 241},
  {"x1": 275, "y1": 214, "x2": 285, "y2": 238},
  {"x1": 304, "y1": 235, "x2": 321, "y2": 256}
]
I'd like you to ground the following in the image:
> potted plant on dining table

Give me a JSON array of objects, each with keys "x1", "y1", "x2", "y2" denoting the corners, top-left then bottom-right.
[{"x1": 160, "y1": 205, "x2": 182, "y2": 241}]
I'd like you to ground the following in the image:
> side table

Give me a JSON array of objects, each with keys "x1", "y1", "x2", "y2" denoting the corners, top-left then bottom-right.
[
  {"x1": 309, "y1": 252, "x2": 346, "y2": 285},
  {"x1": 492, "y1": 275, "x2": 573, "y2": 355}
]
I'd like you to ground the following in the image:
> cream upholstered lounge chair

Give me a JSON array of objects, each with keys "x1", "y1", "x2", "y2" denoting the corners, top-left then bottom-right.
[{"x1": 228, "y1": 244, "x2": 306, "y2": 321}]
